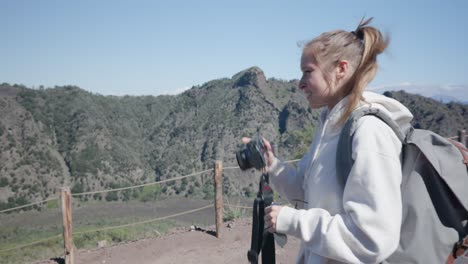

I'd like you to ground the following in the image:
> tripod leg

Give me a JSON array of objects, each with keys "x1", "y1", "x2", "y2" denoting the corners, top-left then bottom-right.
[
  {"x1": 262, "y1": 232, "x2": 276, "y2": 264},
  {"x1": 248, "y1": 198, "x2": 260, "y2": 264}
]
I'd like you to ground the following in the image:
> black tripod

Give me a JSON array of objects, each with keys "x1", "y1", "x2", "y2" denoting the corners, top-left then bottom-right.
[{"x1": 247, "y1": 172, "x2": 276, "y2": 264}]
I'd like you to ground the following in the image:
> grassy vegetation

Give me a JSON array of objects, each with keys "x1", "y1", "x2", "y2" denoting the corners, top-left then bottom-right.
[
  {"x1": 222, "y1": 206, "x2": 247, "y2": 222},
  {"x1": 222, "y1": 197, "x2": 251, "y2": 222},
  {"x1": 0, "y1": 239, "x2": 63, "y2": 264},
  {"x1": 72, "y1": 218, "x2": 175, "y2": 248},
  {"x1": 138, "y1": 184, "x2": 162, "y2": 202},
  {"x1": 0, "y1": 223, "x2": 63, "y2": 264},
  {"x1": 0, "y1": 197, "x2": 208, "y2": 264},
  {"x1": 46, "y1": 199, "x2": 59, "y2": 209},
  {"x1": 0, "y1": 214, "x2": 176, "y2": 264}
]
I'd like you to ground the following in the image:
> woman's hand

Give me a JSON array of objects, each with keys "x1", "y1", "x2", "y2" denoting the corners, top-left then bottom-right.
[
  {"x1": 264, "y1": 205, "x2": 283, "y2": 233},
  {"x1": 241, "y1": 137, "x2": 276, "y2": 170}
]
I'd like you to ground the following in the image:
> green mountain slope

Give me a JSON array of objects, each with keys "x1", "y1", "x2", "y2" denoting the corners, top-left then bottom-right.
[{"x1": 0, "y1": 68, "x2": 466, "y2": 210}]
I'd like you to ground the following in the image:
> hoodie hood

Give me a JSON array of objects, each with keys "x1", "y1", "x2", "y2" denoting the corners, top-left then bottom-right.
[
  {"x1": 360, "y1": 91, "x2": 414, "y2": 127},
  {"x1": 320, "y1": 91, "x2": 414, "y2": 134}
]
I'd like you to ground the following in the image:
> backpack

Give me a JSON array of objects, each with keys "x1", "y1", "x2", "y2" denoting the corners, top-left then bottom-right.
[{"x1": 336, "y1": 107, "x2": 468, "y2": 263}]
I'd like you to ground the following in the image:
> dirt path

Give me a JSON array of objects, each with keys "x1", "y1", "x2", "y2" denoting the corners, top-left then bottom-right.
[
  {"x1": 33, "y1": 218, "x2": 300, "y2": 264},
  {"x1": 48, "y1": 146, "x2": 71, "y2": 186}
]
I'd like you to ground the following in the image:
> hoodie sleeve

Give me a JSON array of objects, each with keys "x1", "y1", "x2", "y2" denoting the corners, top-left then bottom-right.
[
  {"x1": 267, "y1": 152, "x2": 310, "y2": 206},
  {"x1": 275, "y1": 116, "x2": 403, "y2": 263}
]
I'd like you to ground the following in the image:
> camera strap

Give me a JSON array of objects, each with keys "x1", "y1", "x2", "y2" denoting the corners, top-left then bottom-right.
[{"x1": 247, "y1": 172, "x2": 276, "y2": 264}]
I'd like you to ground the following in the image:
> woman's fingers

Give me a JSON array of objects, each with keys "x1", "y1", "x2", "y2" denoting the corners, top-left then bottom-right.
[
  {"x1": 264, "y1": 206, "x2": 273, "y2": 224},
  {"x1": 262, "y1": 137, "x2": 273, "y2": 151},
  {"x1": 267, "y1": 225, "x2": 276, "y2": 233},
  {"x1": 264, "y1": 205, "x2": 283, "y2": 233}
]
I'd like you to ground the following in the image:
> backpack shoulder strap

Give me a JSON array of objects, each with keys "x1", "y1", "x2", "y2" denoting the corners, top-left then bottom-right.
[{"x1": 336, "y1": 107, "x2": 405, "y2": 187}]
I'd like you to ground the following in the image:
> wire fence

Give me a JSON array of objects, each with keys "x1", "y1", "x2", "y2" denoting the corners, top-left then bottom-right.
[
  {"x1": 71, "y1": 203, "x2": 214, "y2": 237},
  {"x1": 0, "y1": 169, "x2": 214, "y2": 214},
  {"x1": 0, "y1": 197, "x2": 59, "y2": 214},
  {"x1": 0, "y1": 159, "x2": 303, "y2": 215},
  {"x1": 0, "y1": 201, "x2": 252, "y2": 255},
  {"x1": 0, "y1": 156, "x2": 304, "y2": 261},
  {"x1": 0, "y1": 163, "x2": 236, "y2": 259}
]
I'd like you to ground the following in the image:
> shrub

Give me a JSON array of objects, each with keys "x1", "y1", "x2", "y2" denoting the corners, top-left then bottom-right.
[
  {"x1": 0, "y1": 123, "x2": 4, "y2": 137},
  {"x1": 71, "y1": 183, "x2": 85, "y2": 194},
  {"x1": 0, "y1": 177, "x2": 8, "y2": 187},
  {"x1": 139, "y1": 184, "x2": 162, "y2": 202},
  {"x1": 242, "y1": 186, "x2": 253, "y2": 198},
  {"x1": 223, "y1": 200, "x2": 245, "y2": 222},
  {"x1": 105, "y1": 191, "x2": 118, "y2": 201},
  {"x1": 202, "y1": 179, "x2": 214, "y2": 200}
]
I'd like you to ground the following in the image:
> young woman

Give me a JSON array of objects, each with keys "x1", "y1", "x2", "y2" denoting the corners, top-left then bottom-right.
[{"x1": 251, "y1": 18, "x2": 418, "y2": 263}]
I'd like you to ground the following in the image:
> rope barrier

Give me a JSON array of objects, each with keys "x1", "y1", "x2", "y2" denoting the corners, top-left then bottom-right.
[
  {"x1": 71, "y1": 169, "x2": 213, "y2": 197},
  {"x1": 224, "y1": 203, "x2": 293, "y2": 209},
  {"x1": 223, "y1": 159, "x2": 300, "y2": 171},
  {"x1": 0, "y1": 203, "x2": 213, "y2": 254},
  {"x1": 0, "y1": 157, "x2": 304, "y2": 255},
  {"x1": 0, "y1": 159, "x2": 301, "y2": 213},
  {"x1": 0, "y1": 197, "x2": 59, "y2": 214},
  {"x1": 72, "y1": 203, "x2": 213, "y2": 236},
  {"x1": 224, "y1": 204, "x2": 251, "y2": 209},
  {"x1": 0, "y1": 234, "x2": 62, "y2": 254},
  {"x1": 223, "y1": 165, "x2": 240, "y2": 170}
]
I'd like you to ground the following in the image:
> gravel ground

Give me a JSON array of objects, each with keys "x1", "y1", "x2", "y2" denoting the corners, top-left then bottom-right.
[{"x1": 33, "y1": 218, "x2": 301, "y2": 264}]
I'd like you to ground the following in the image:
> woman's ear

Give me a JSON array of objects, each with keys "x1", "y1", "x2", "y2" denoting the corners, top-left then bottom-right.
[{"x1": 336, "y1": 60, "x2": 349, "y2": 80}]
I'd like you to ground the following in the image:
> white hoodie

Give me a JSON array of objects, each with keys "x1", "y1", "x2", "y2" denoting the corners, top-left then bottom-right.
[{"x1": 268, "y1": 91, "x2": 414, "y2": 264}]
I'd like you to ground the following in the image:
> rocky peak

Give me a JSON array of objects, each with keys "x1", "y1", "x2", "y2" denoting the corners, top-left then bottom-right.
[{"x1": 231, "y1": 66, "x2": 267, "y2": 88}]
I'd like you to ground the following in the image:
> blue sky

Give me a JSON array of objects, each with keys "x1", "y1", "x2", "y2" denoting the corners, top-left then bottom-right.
[{"x1": 1, "y1": 0, "x2": 467, "y2": 96}]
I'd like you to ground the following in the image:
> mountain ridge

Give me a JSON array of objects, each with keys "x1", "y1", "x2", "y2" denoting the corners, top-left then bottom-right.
[{"x1": 0, "y1": 67, "x2": 467, "y2": 210}]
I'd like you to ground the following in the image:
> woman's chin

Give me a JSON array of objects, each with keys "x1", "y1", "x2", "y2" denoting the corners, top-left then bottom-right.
[{"x1": 308, "y1": 101, "x2": 325, "y2": 109}]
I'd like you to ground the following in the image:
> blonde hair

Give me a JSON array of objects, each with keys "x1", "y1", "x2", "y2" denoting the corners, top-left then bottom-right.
[{"x1": 303, "y1": 17, "x2": 389, "y2": 124}]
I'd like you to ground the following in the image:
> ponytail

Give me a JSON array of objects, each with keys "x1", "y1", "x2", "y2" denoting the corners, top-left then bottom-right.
[{"x1": 338, "y1": 17, "x2": 389, "y2": 125}]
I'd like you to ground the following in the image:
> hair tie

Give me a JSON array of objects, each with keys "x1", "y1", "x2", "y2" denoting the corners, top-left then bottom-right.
[{"x1": 351, "y1": 30, "x2": 364, "y2": 44}]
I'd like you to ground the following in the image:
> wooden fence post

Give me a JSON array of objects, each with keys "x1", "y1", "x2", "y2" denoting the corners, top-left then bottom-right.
[
  {"x1": 61, "y1": 187, "x2": 74, "y2": 264},
  {"x1": 214, "y1": 160, "x2": 223, "y2": 238},
  {"x1": 458, "y1": 129, "x2": 467, "y2": 147}
]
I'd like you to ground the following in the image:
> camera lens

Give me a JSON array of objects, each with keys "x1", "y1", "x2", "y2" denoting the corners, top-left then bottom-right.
[{"x1": 236, "y1": 149, "x2": 252, "y2": 170}]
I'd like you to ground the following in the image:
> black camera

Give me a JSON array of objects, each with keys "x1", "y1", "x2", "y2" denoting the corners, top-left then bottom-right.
[{"x1": 236, "y1": 134, "x2": 266, "y2": 170}]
